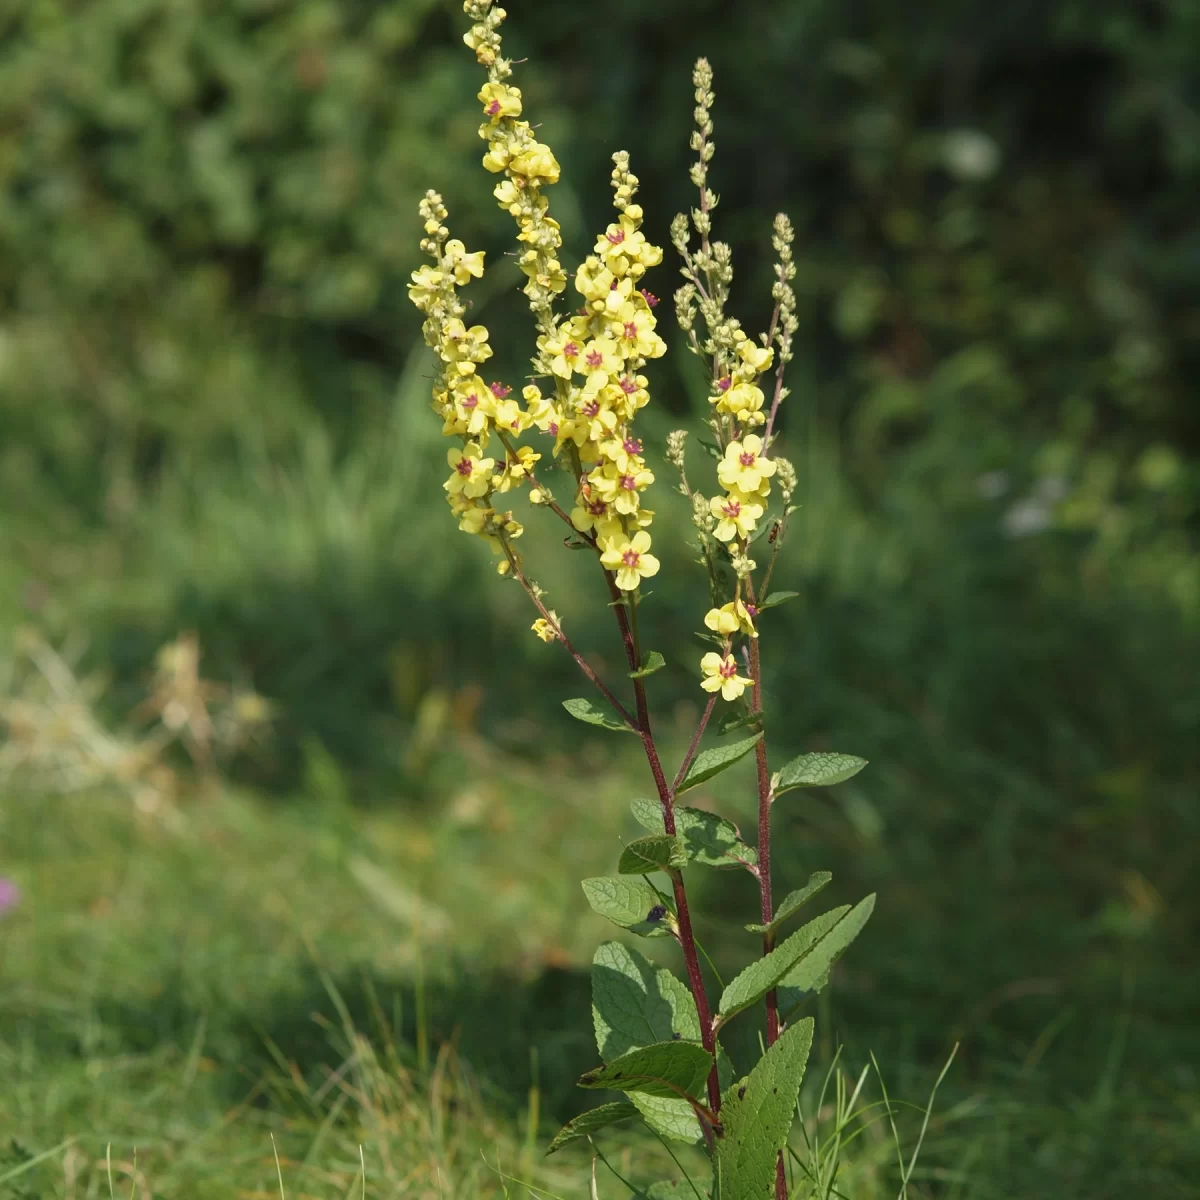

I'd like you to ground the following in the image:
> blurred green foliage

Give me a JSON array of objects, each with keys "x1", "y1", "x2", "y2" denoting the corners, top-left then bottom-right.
[{"x1": 1, "y1": 0, "x2": 1197, "y2": 773}]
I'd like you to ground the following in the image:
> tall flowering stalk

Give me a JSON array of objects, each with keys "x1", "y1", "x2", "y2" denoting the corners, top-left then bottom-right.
[{"x1": 410, "y1": 6, "x2": 875, "y2": 1196}]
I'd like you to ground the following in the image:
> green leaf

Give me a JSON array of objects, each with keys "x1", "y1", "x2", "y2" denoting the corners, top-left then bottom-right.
[
  {"x1": 563, "y1": 697, "x2": 636, "y2": 734},
  {"x1": 579, "y1": 1041, "x2": 713, "y2": 1101},
  {"x1": 676, "y1": 733, "x2": 764, "y2": 796},
  {"x1": 630, "y1": 798, "x2": 757, "y2": 870},
  {"x1": 712, "y1": 1018, "x2": 814, "y2": 1200},
  {"x1": 717, "y1": 906, "x2": 850, "y2": 1022},
  {"x1": 545, "y1": 1101, "x2": 641, "y2": 1154},
  {"x1": 774, "y1": 752, "x2": 868, "y2": 795},
  {"x1": 582, "y1": 877, "x2": 672, "y2": 938},
  {"x1": 592, "y1": 942, "x2": 709, "y2": 1143},
  {"x1": 745, "y1": 871, "x2": 833, "y2": 933},
  {"x1": 778, "y1": 894, "x2": 876, "y2": 1017},
  {"x1": 698, "y1": 438, "x2": 722, "y2": 461},
  {"x1": 619, "y1": 835, "x2": 686, "y2": 874},
  {"x1": 630, "y1": 651, "x2": 666, "y2": 679},
  {"x1": 758, "y1": 590, "x2": 800, "y2": 610},
  {"x1": 718, "y1": 707, "x2": 764, "y2": 736}
]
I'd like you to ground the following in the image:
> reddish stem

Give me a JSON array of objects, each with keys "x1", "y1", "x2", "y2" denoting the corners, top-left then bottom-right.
[{"x1": 599, "y1": 564, "x2": 723, "y2": 1120}]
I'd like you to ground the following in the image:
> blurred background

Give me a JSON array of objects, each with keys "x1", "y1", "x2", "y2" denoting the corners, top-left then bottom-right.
[{"x1": 1, "y1": 0, "x2": 1197, "y2": 1196}]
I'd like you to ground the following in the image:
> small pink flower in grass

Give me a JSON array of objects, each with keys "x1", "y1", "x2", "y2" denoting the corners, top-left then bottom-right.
[{"x1": 0, "y1": 878, "x2": 20, "y2": 917}]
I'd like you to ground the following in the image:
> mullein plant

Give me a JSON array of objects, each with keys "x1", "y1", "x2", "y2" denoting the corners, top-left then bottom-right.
[{"x1": 409, "y1": 5, "x2": 874, "y2": 1196}]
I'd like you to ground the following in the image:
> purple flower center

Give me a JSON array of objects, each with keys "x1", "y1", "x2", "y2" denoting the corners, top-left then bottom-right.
[
  {"x1": 619, "y1": 376, "x2": 638, "y2": 394},
  {"x1": 563, "y1": 341, "x2": 578, "y2": 358},
  {"x1": 623, "y1": 437, "x2": 642, "y2": 455},
  {"x1": 489, "y1": 381, "x2": 511, "y2": 398},
  {"x1": 620, "y1": 473, "x2": 637, "y2": 491},
  {"x1": 548, "y1": 421, "x2": 559, "y2": 436},
  {"x1": 487, "y1": 99, "x2": 501, "y2": 116},
  {"x1": 640, "y1": 288, "x2": 659, "y2": 307},
  {"x1": 586, "y1": 350, "x2": 604, "y2": 368},
  {"x1": 722, "y1": 499, "x2": 741, "y2": 517},
  {"x1": 456, "y1": 457, "x2": 474, "y2": 477},
  {"x1": 739, "y1": 451, "x2": 756, "y2": 467},
  {"x1": 606, "y1": 229, "x2": 626, "y2": 245},
  {"x1": 717, "y1": 376, "x2": 732, "y2": 392},
  {"x1": 621, "y1": 548, "x2": 640, "y2": 567},
  {"x1": 623, "y1": 321, "x2": 638, "y2": 340},
  {"x1": 745, "y1": 603, "x2": 758, "y2": 618},
  {"x1": 587, "y1": 499, "x2": 607, "y2": 516},
  {"x1": 581, "y1": 400, "x2": 600, "y2": 418},
  {"x1": 462, "y1": 392, "x2": 479, "y2": 409},
  {"x1": 719, "y1": 658, "x2": 738, "y2": 679}
]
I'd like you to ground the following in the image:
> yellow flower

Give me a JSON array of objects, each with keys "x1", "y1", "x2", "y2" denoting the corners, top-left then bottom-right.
[
  {"x1": 600, "y1": 530, "x2": 661, "y2": 591},
  {"x1": 407, "y1": 264, "x2": 444, "y2": 311},
  {"x1": 479, "y1": 81, "x2": 522, "y2": 122},
  {"x1": 717, "y1": 381, "x2": 766, "y2": 423},
  {"x1": 493, "y1": 444, "x2": 541, "y2": 492},
  {"x1": 439, "y1": 319, "x2": 493, "y2": 368},
  {"x1": 445, "y1": 379, "x2": 492, "y2": 436},
  {"x1": 609, "y1": 300, "x2": 666, "y2": 361},
  {"x1": 509, "y1": 142, "x2": 560, "y2": 184},
  {"x1": 579, "y1": 337, "x2": 622, "y2": 383},
  {"x1": 531, "y1": 612, "x2": 560, "y2": 643},
  {"x1": 704, "y1": 600, "x2": 758, "y2": 638},
  {"x1": 590, "y1": 461, "x2": 654, "y2": 515},
  {"x1": 736, "y1": 337, "x2": 774, "y2": 375},
  {"x1": 444, "y1": 442, "x2": 495, "y2": 499},
  {"x1": 717, "y1": 435, "x2": 776, "y2": 495},
  {"x1": 442, "y1": 239, "x2": 486, "y2": 287},
  {"x1": 709, "y1": 490, "x2": 764, "y2": 542},
  {"x1": 700, "y1": 652, "x2": 753, "y2": 701}
]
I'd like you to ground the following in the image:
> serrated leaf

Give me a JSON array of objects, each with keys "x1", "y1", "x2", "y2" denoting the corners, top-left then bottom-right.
[
  {"x1": 563, "y1": 697, "x2": 637, "y2": 734},
  {"x1": 717, "y1": 906, "x2": 849, "y2": 1021},
  {"x1": 578, "y1": 1041, "x2": 713, "y2": 1101},
  {"x1": 630, "y1": 651, "x2": 666, "y2": 679},
  {"x1": 718, "y1": 707, "x2": 765, "y2": 736},
  {"x1": 774, "y1": 752, "x2": 867, "y2": 794},
  {"x1": 777, "y1": 894, "x2": 876, "y2": 1018},
  {"x1": 619, "y1": 834, "x2": 686, "y2": 874},
  {"x1": 745, "y1": 871, "x2": 833, "y2": 933},
  {"x1": 592, "y1": 942, "x2": 711, "y2": 1143},
  {"x1": 630, "y1": 798, "x2": 757, "y2": 870},
  {"x1": 545, "y1": 1101, "x2": 640, "y2": 1154},
  {"x1": 582, "y1": 877, "x2": 672, "y2": 938},
  {"x1": 712, "y1": 1018, "x2": 814, "y2": 1200},
  {"x1": 758, "y1": 590, "x2": 800, "y2": 610},
  {"x1": 676, "y1": 733, "x2": 764, "y2": 796}
]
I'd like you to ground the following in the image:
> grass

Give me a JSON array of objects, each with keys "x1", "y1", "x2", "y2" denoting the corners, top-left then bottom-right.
[{"x1": 1, "y1": 711, "x2": 1196, "y2": 1198}]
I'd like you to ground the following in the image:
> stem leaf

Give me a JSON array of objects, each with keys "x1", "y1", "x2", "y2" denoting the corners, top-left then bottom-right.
[
  {"x1": 774, "y1": 751, "x2": 867, "y2": 795},
  {"x1": 675, "y1": 732, "x2": 764, "y2": 796},
  {"x1": 717, "y1": 906, "x2": 849, "y2": 1021},
  {"x1": 744, "y1": 871, "x2": 832, "y2": 933},
  {"x1": 777, "y1": 894, "x2": 876, "y2": 1017},
  {"x1": 545, "y1": 1101, "x2": 641, "y2": 1154},
  {"x1": 758, "y1": 590, "x2": 800, "y2": 610},
  {"x1": 711, "y1": 1018, "x2": 814, "y2": 1200},
  {"x1": 630, "y1": 798, "x2": 757, "y2": 870},
  {"x1": 618, "y1": 834, "x2": 687, "y2": 874},
  {"x1": 578, "y1": 1041, "x2": 714, "y2": 1102},
  {"x1": 630, "y1": 651, "x2": 666, "y2": 679},
  {"x1": 582, "y1": 876, "x2": 673, "y2": 938},
  {"x1": 563, "y1": 697, "x2": 637, "y2": 734},
  {"x1": 592, "y1": 941, "x2": 712, "y2": 1143}
]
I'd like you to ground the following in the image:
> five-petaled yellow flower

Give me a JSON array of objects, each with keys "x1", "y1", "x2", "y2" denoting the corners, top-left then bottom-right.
[
  {"x1": 700, "y1": 652, "x2": 753, "y2": 701},
  {"x1": 478, "y1": 81, "x2": 522, "y2": 122},
  {"x1": 444, "y1": 443, "x2": 495, "y2": 499},
  {"x1": 717, "y1": 435, "x2": 776, "y2": 495},
  {"x1": 600, "y1": 530, "x2": 660, "y2": 592},
  {"x1": 709, "y1": 491, "x2": 764, "y2": 542}
]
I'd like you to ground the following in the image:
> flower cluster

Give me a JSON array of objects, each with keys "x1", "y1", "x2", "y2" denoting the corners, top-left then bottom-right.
[{"x1": 408, "y1": 190, "x2": 536, "y2": 575}]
